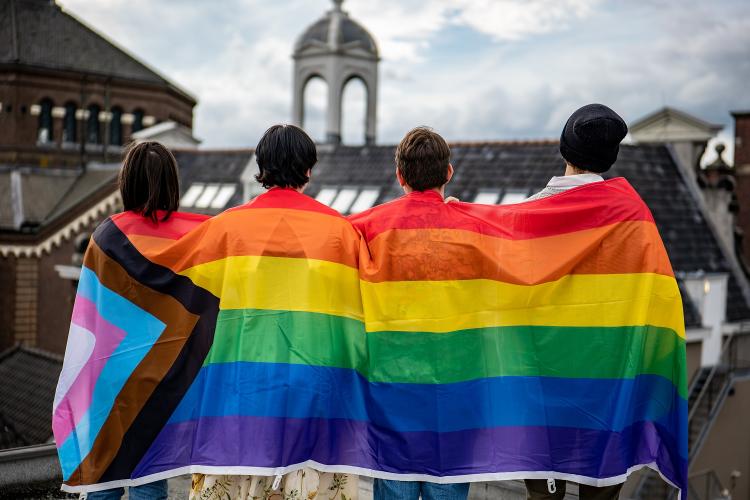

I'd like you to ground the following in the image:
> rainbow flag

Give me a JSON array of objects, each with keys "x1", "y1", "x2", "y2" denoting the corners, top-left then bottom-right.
[
  {"x1": 53, "y1": 180, "x2": 686, "y2": 498},
  {"x1": 350, "y1": 178, "x2": 686, "y2": 496},
  {"x1": 52, "y1": 210, "x2": 213, "y2": 488}
]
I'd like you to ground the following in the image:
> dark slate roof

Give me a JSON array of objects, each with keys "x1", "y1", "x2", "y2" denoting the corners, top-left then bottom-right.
[
  {"x1": 304, "y1": 142, "x2": 750, "y2": 325},
  {"x1": 0, "y1": 0, "x2": 192, "y2": 99},
  {"x1": 173, "y1": 149, "x2": 254, "y2": 216},
  {"x1": 0, "y1": 165, "x2": 118, "y2": 232},
  {"x1": 0, "y1": 345, "x2": 62, "y2": 449}
]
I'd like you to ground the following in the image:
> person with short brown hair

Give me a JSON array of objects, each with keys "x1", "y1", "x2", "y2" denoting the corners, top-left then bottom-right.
[
  {"x1": 349, "y1": 127, "x2": 466, "y2": 500},
  {"x1": 395, "y1": 126, "x2": 452, "y2": 192}
]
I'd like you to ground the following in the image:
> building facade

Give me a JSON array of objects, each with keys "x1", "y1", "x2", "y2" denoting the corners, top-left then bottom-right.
[{"x1": 0, "y1": 0, "x2": 196, "y2": 168}]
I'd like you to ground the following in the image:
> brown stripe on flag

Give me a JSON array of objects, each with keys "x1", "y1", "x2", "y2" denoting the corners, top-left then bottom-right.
[{"x1": 65, "y1": 240, "x2": 200, "y2": 486}]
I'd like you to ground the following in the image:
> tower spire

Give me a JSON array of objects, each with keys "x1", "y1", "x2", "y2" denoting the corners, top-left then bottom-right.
[{"x1": 332, "y1": 0, "x2": 344, "y2": 12}]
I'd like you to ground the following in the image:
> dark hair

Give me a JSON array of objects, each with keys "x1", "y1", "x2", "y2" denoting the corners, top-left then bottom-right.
[
  {"x1": 118, "y1": 141, "x2": 180, "y2": 222},
  {"x1": 255, "y1": 124, "x2": 317, "y2": 189},
  {"x1": 395, "y1": 126, "x2": 451, "y2": 191}
]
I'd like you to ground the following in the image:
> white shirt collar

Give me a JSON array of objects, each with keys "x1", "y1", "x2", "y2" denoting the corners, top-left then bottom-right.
[{"x1": 546, "y1": 173, "x2": 604, "y2": 189}]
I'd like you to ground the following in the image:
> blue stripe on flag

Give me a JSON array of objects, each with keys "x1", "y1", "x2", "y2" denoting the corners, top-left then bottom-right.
[
  {"x1": 169, "y1": 361, "x2": 686, "y2": 458},
  {"x1": 57, "y1": 266, "x2": 166, "y2": 480}
]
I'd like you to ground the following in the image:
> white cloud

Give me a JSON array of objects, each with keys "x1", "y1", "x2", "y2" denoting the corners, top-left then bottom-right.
[
  {"x1": 55, "y1": 0, "x2": 749, "y2": 161},
  {"x1": 449, "y1": 0, "x2": 600, "y2": 41}
]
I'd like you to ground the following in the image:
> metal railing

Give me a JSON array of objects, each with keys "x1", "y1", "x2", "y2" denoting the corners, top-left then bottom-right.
[
  {"x1": 633, "y1": 326, "x2": 750, "y2": 499},
  {"x1": 688, "y1": 469, "x2": 731, "y2": 500}
]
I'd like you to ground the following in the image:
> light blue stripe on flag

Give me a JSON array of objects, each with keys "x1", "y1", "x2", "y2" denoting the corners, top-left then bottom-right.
[{"x1": 57, "y1": 266, "x2": 165, "y2": 479}]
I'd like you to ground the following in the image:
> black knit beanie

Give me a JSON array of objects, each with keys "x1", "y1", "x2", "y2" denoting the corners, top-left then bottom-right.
[{"x1": 559, "y1": 104, "x2": 628, "y2": 173}]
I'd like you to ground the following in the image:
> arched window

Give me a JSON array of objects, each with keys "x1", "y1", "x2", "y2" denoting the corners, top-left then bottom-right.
[
  {"x1": 341, "y1": 78, "x2": 367, "y2": 145},
  {"x1": 302, "y1": 76, "x2": 327, "y2": 143},
  {"x1": 86, "y1": 104, "x2": 101, "y2": 144},
  {"x1": 63, "y1": 102, "x2": 77, "y2": 144},
  {"x1": 109, "y1": 107, "x2": 123, "y2": 146},
  {"x1": 132, "y1": 109, "x2": 145, "y2": 133},
  {"x1": 38, "y1": 98, "x2": 54, "y2": 144}
]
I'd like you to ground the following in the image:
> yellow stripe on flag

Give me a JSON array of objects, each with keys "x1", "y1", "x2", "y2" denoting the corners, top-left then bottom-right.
[
  {"x1": 180, "y1": 255, "x2": 364, "y2": 321},
  {"x1": 360, "y1": 273, "x2": 685, "y2": 336}
]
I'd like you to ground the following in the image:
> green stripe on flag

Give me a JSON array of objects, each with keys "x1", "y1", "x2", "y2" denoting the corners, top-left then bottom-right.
[{"x1": 206, "y1": 309, "x2": 687, "y2": 398}]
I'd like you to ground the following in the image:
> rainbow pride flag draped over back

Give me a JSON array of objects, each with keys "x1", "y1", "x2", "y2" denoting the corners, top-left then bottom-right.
[
  {"x1": 54, "y1": 180, "x2": 686, "y2": 497},
  {"x1": 350, "y1": 178, "x2": 686, "y2": 496},
  {"x1": 52, "y1": 211, "x2": 213, "y2": 487}
]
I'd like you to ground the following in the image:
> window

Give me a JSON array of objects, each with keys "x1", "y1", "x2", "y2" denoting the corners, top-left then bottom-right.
[
  {"x1": 63, "y1": 102, "x2": 77, "y2": 143},
  {"x1": 500, "y1": 191, "x2": 529, "y2": 205},
  {"x1": 109, "y1": 107, "x2": 123, "y2": 146},
  {"x1": 349, "y1": 188, "x2": 380, "y2": 213},
  {"x1": 86, "y1": 104, "x2": 101, "y2": 144},
  {"x1": 316, "y1": 187, "x2": 381, "y2": 214},
  {"x1": 181, "y1": 183, "x2": 205, "y2": 208},
  {"x1": 331, "y1": 188, "x2": 358, "y2": 213},
  {"x1": 315, "y1": 187, "x2": 338, "y2": 206},
  {"x1": 132, "y1": 109, "x2": 145, "y2": 133},
  {"x1": 181, "y1": 183, "x2": 238, "y2": 210},
  {"x1": 473, "y1": 190, "x2": 500, "y2": 204},
  {"x1": 210, "y1": 185, "x2": 237, "y2": 209},
  {"x1": 37, "y1": 98, "x2": 54, "y2": 144},
  {"x1": 195, "y1": 184, "x2": 221, "y2": 208}
]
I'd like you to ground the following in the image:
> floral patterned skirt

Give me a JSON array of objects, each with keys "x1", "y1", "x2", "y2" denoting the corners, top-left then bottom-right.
[{"x1": 190, "y1": 469, "x2": 358, "y2": 500}]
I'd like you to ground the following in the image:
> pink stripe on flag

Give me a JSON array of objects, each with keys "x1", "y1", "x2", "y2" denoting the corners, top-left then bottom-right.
[{"x1": 53, "y1": 295, "x2": 127, "y2": 446}]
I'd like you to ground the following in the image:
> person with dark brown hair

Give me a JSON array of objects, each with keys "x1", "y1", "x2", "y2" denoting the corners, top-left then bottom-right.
[
  {"x1": 85, "y1": 140, "x2": 180, "y2": 500},
  {"x1": 348, "y1": 127, "x2": 467, "y2": 500},
  {"x1": 189, "y1": 124, "x2": 360, "y2": 500},
  {"x1": 118, "y1": 141, "x2": 180, "y2": 222}
]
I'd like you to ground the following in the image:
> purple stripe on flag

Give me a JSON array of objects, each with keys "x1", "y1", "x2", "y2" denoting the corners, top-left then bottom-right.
[
  {"x1": 53, "y1": 295, "x2": 127, "y2": 445},
  {"x1": 134, "y1": 416, "x2": 685, "y2": 489}
]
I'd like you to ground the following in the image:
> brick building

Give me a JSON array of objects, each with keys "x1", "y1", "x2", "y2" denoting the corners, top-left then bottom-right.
[
  {"x1": 0, "y1": 0, "x2": 196, "y2": 353},
  {"x1": 733, "y1": 111, "x2": 750, "y2": 266},
  {"x1": 0, "y1": 0, "x2": 196, "y2": 168}
]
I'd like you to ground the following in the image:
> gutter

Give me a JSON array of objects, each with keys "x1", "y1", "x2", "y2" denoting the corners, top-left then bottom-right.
[{"x1": 0, "y1": 443, "x2": 61, "y2": 488}]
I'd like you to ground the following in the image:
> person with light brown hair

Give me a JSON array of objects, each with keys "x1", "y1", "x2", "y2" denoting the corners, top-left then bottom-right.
[{"x1": 348, "y1": 127, "x2": 467, "y2": 500}]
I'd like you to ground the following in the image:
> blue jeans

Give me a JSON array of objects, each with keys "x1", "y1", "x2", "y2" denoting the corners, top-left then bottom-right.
[
  {"x1": 86, "y1": 479, "x2": 168, "y2": 500},
  {"x1": 374, "y1": 479, "x2": 470, "y2": 500}
]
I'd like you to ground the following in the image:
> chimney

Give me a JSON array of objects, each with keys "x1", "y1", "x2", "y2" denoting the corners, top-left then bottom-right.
[
  {"x1": 697, "y1": 143, "x2": 737, "y2": 253},
  {"x1": 732, "y1": 111, "x2": 750, "y2": 265}
]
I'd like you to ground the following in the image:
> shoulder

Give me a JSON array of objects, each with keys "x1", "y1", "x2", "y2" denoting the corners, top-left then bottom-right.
[{"x1": 348, "y1": 197, "x2": 406, "y2": 239}]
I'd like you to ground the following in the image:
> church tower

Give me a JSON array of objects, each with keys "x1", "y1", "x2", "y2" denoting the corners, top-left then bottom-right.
[{"x1": 292, "y1": 0, "x2": 379, "y2": 145}]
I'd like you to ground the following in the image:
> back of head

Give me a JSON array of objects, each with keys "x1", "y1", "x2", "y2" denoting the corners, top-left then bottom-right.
[
  {"x1": 559, "y1": 103, "x2": 628, "y2": 173},
  {"x1": 396, "y1": 127, "x2": 451, "y2": 191},
  {"x1": 119, "y1": 141, "x2": 180, "y2": 222},
  {"x1": 255, "y1": 124, "x2": 318, "y2": 189}
]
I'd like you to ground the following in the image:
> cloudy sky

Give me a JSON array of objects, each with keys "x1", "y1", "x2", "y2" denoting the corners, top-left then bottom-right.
[{"x1": 61, "y1": 0, "x2": 749, "y2": 162}]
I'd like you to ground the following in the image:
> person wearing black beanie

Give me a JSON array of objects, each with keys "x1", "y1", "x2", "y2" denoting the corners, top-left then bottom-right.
[
  {"x1": 524, "y1": 104, "x2": 628, "y2": 500},
  {"x1": 526, "y1": 103, "x2": 628, "y2": 202}
]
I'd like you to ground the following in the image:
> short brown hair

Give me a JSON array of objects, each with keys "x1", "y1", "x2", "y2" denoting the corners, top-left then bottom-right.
[
  {"x1": 395, "y1": 126, "x2": 451, "y2": 191},
  {"x1": 119, "y1": 141, "x2": 180, "y2": 222}
]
